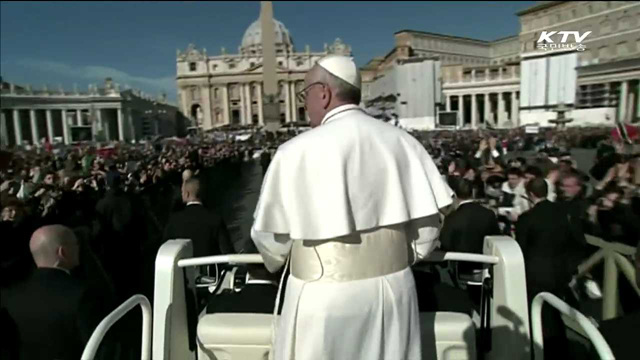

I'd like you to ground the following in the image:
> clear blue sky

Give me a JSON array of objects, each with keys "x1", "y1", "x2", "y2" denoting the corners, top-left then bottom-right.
[{"x1": 0, "y1": 1, "x2": 535, "y2": 103}]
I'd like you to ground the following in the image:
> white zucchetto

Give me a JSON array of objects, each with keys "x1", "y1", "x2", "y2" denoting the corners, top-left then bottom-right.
[{"x1": 317, "y1": 55, "x2": 361, "y2": 89}]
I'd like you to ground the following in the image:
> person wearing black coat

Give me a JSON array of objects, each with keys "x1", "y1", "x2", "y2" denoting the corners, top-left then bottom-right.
[
  {"x1": 163, "y1": 177, "x2": 234, "y2": 258},
  {"x1": 1, "y1": 225, "x2": 112, "y2": 360},
  {"x1": 440, "y1": 178, "x2": 501, "y2": 274},
  {"x1": 515, "y1": 178, "x2": 583, "y2": 359}
]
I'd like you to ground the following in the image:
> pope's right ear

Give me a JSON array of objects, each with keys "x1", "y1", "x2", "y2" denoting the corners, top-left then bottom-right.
[{"x1": 322, "y1": 86, "x2": 333, "y2": 109}]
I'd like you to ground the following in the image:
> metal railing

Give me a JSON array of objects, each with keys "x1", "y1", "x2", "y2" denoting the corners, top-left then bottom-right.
[
  {"x1": 177, "y1": 253, "x2": 264, "y2": 268},
  {"x1": 81, "y1": 294, "x2": 152, "y2": 360},
  {"x1": 531, "y1": 292, "x2": 614, "y2": 360},
  {"x1": 576, "y1": 235, "x2": 639, "y2": 320}
]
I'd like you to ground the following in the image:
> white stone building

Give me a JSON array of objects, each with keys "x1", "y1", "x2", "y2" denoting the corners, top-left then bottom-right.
[
  {"x1": 362, "y1": 30, "x2": 521, "y2": 129},
  {"x1": 176, "y1": 15, "x2": 352, "y2": 130},
  {"x1": 362, "y1": 1, "x2": 640, "y2": 129},
  {"x1": 518, "y1": 1, "x2": 640, "y2": 126},
  {"x1": 0, "y1": 77, "x2": 186, "y2": 147}
]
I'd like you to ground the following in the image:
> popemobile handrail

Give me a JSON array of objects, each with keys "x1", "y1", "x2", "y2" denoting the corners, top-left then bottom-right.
[
  {"x1": 177, "y1": 254, "x2": 264, "y2": 268},
  {"x1": 577, "y1": 235, "x2": 639, "y2": 320},
  {"x1": 81, "y1": 294, "x2": 152, "y2": 360},
  {"x1": 531, "y1": 292, "x2": 615, "y2": 360},
  {"x1": 175, "y1": 251, "x2": 501, "y2": 269},
  {"x1": 157, "y1": 237, "x2": 529, "y2": 360}
]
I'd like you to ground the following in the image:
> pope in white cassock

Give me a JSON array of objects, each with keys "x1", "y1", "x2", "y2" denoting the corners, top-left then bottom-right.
[{"x1": 251, "y1": 54, "x2": 454, "y2": 360}]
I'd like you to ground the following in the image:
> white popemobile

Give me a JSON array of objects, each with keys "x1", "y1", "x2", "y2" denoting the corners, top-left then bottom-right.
[{"x1": 80, "y1": 235, "x2": 615, "y2": 360}]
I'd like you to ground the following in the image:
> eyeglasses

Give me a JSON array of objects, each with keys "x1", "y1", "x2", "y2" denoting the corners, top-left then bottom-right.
[{"x1": 296, "y1": 82, "x2": 325, "y2": 103}]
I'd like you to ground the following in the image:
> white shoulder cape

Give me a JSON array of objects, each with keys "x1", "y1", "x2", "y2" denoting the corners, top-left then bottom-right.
[{"x1": 253, "y1": 105, "x2": 454, "y2": 240}]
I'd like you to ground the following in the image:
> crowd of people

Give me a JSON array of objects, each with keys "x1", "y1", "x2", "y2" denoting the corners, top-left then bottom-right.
[
  {"x1": 1, "y1": 122, "x2": 639, "y2": 358},
  {"x1": 1, "y1": 120, "x2": 638, "y2": 359},
  {"x1": 0, "y1": 131, "x2": 294, "y2": 359},
  {"x1": 419, "y1": 126, "x2": 639, "y2": 358}
]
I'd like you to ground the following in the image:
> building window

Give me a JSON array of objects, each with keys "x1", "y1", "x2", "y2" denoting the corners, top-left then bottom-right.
[
  {"x1": 278, "y1": 61, "x2": 283, "y2": 66},
  {"x1": 618, "y1": 14, "x2": 631, "y2": 30},
  {"x1": 250, "y1": 62, "x2": 255, "y2": 67},
  {"x1": 230, "y1": 84, "x2": 239, "y2": 99},
  {"x1": 190, "y1": 87, "x2": 200, "y2": 101},
  {"x1": 211, "y1": 64, "x2": 218, "y2": 71},
  {"x1": 598, "y1": 45, "x2": 609, "y2": 59},
  {"x1": 189, "y1": 62, "x2": 197, "y2": 71},
  {"x1": 229, "y1": 63, "x2": 236, "y2": 69},
  {"x1": 571, "y1": 9, "x2": 577, "y2": 18},
  {"x1": 601, "y1": 19, "x2": 612, "y2": 35},
  {"x1": 588, "y1": 4, "x2": 593, "y2": 14},
  {"x1": 617, "y1": 42, "x2": 628, "y2": 56},
  {"x1": 214, "y1": 88, "x2": 219, "y2": 99},
  {"x1": 296, "y1": 60, "x2": 304, "y2": 67}
]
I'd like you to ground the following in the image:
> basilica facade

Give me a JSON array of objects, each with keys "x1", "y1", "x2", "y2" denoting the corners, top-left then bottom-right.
[{"x1": 176, "y1": 15, "x2": 352, "y2": 130}]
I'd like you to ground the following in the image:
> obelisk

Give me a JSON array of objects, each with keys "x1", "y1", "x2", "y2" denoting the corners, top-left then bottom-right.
[{"x1": 260, "y1": 1, "x2": 281, "y2": 131}]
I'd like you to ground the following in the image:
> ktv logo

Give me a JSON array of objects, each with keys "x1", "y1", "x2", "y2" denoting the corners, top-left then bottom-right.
[{"x1": 536, "y1": 31, "x2": 591, "y2": 52}]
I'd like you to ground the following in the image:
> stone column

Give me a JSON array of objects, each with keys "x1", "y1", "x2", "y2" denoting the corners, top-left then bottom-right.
[
  {"x1": 459, "y1": 95, "x2": 465, "y2": 127},
  {"x1": 29, "y1": 109, "x2": 39, "y2": 145},
  {"x1": 471, "y1": 94, "x2": 478, "y2": 128},
  {"x1": 618, "y1": 81, "x2": 628, "y2": 122},
  {"x1": 76, "y1": 109, "x2": 82, "y2": 126},
  {"x1": 97, "y1": 109, "x2": 109, "y2": 141},
  {"x1": 0, "y1": 111, "x2": 8, "y2": 148},
  {"x1": 127, "y1": 108, "x2": 135, "y2": 142},
  {"x1": 117, "y1": 108, "x2": 125, "y2": 141},
  {"x1": 511, "y1": 91, "x2": 519, "y2": 125},
  {"x1": 485, "y1": 69, "x2": 490, "y2": 82},
  {"x1": 290, "y1": 82, "x2": 298, "y2": 122},
  {"x1": 201, "y1": 85, "x2": 212, "y2": 129},
  {"x1": 636, "y1": 80, "x2": 640, "y2": 119},
  {"x1": 13, "y1": 110, "x2": 22, "y2": 146},
  {"x1": 484, "y1": 93, "x2": 491, "y2": 124},
  {"x1": 284, "y1": 82, "x2": 291, "y2": 123},
  {"x1": 245, "y1": 83, "x2": 253, "y2": 124},
  {"x1": 222, "y1": 84, "x2": 230, "y2": 125},
  {"x1": 628, "y1": 87, "x2": 636, "y2": 123},
  {"x1": 46, "y1": 109, "x2": 54, "y2": 142},
  {"x1": 61, "y1": 109, "x2": 70, "y2": 144},
  {"x1": 257, "y1": 83, "x2": 264, "y2": 125},
  {"x1": 498, "y1": 68, "x2": 503, "y2": 81},
  {"x1": 446, "y1": 95, "x2": 451, "y2": 111},
  {"x1": 498, "y1": 92, "x2": 506, "y2": 123},
  {"x1": 239, "y1": 83, "x2": 246, "y2": 125},
  {"x1": 471, "y1": 69, "x2": 476, "y2": 82},
  {"x1": 180, "y1": 88, "x2": 189, "y2": 118}
]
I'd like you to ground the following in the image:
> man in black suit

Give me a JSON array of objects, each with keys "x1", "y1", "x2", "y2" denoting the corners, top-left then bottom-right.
[
  {"x1": 164, "y1": 177, "x2": 235, "y2": 352},
  {"x1": 1, "y1": 225, "x2": 111, "y2": 360},
  {"x1": 515, "y1": 178, "x2": 582, "y2": 358},
  {"x1": 163, "y1": 177, "x2": 234, "y2": 257},
  {"x1": 440, "y1": 178, "x2": 501, "y2": 264},
  {"x1": 437, "y1": 178, "x2": 501, "y2": 311},
  {"x1": 516, "y1": 177, "x2": 582, "y2": 297}
]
